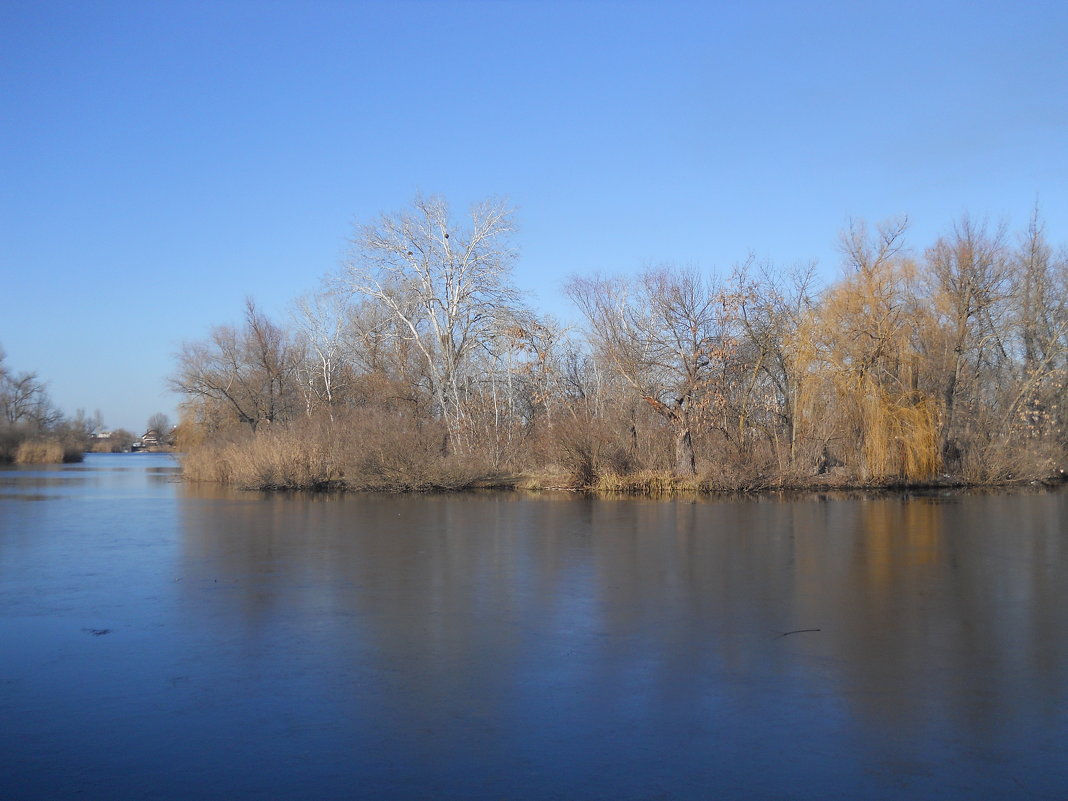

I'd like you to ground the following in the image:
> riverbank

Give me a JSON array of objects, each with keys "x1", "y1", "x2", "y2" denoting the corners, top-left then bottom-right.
[
  {"x1": 177, "y1": 436, "x2": 1068, "y2": 496},
  {"x1": 510, "y1": 468, "x2": 1067, "y2": 495},
  {"x1": 0, "y1": 437, "x2": 84, "y2": 465}
]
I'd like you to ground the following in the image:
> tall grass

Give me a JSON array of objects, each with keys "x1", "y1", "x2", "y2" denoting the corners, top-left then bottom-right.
[
  {"x1": 176, "y1": 399, "x2": 1065, "y2": 496},
  {"x1": 179, "y1": 411, "x2": 498, "y2": 491},
  {"x1": 13, "y1": 438, "x2": 84, "y2": 464}
]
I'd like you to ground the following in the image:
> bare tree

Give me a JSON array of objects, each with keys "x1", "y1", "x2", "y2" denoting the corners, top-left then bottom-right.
[
  {"x1": 732, "y1": 259, "x2": 818, "y2": 467},
  {"x1": 567, "y1": 266, "x2": 732, "y2": 476},
  {"x1": 458, "y1": 310, "x2": 561, "y2": 467},
  {"x1": 1003, "y1": 206, "x2": 1068, "y2": 436},
  {"x1": 925, "y1": 215, "x2": 1011, "y2": 456},
  {"x1": 291, "y1": 290, "x2": 351, "y2": 419},
  {"x1": 0, "y1": 347, "x2": 62, "y2": 429},
  {"x1": 1012, "y1": 207, "x2": 1068, "y2": 371},
  {"x1": 147, "y1": 412, "x2": 171, "y2": 436},
  {"x1": 69, "y1": 409, "x2": 103, "y2": 438},
  {"x1": 171, "y1": 298, "x2": 298, "y2": 432},
  {"x1": 343, "y1": 194, "x2": 523, "y2": 453}
]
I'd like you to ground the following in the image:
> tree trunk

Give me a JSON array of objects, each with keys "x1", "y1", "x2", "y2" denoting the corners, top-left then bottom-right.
[
  {"x1": 940, "y1": 350, "x2": 962, "y2": 461},
  {"x1": 674, "y1": 425, "x2": 696, "y2": 477}
]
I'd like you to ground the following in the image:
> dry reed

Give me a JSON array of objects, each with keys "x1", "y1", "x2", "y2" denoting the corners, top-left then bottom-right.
[
  {"x1": 179, "y1": 411, "x2": 499, "y2": 492},
  {"x1": 13, "y1": 439, "x2": 82, "y2": 464}
]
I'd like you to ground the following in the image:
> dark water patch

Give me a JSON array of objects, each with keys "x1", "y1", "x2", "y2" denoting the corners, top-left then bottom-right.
[
  {"x1": 0, "y1": 475, "x2": 92, "y2": 487},
  {"x1": 0, "y1": 492, "x2": 55, "y2": 501}
]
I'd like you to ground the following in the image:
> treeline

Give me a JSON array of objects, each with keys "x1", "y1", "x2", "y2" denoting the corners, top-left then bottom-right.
[
  {"x1": 171, "y1": 196, "x2": 1068, "y2": 492},
  {"x1": 0, "y1": 347, "x2": 91, "y2": 464}
]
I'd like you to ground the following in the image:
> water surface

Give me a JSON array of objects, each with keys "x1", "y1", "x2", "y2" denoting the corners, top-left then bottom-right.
[{"x1": 2, "y1": 454, "x2": 1066, "y2": 799}]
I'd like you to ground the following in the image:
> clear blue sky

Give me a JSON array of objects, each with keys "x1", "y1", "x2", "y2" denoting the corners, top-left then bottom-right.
[{"x1": 2, "y1": 0, "x2": 1065, "y2": 431}]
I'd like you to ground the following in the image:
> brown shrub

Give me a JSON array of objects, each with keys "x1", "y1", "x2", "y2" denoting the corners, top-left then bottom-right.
[
  {"x1": 178, "y1": 408, "x2": 499, "y2": 491},
  {"x1": 14, "y1": 439, "x2": 64, "y2": 464}
]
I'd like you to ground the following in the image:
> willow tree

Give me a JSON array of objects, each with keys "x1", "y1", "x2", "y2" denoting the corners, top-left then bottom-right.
[
  {"x1": 567, "y1": 266, "x2": 731, "y2": 476},
  {"x1": 814, "y1": 219, "x2": 941, "y2": 481},
  {"x1": 343, "y1": 195, "x2": 523, "y2": 455}
]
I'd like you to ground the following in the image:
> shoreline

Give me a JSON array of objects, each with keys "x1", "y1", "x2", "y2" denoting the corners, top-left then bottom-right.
[{"x1": 174, "y1": 466, "x2": 1068, "y2": 497}]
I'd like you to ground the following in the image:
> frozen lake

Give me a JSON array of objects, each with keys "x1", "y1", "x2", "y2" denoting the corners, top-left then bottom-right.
[{"x1": 2, "y1": 453, "x2": 1067, "y2": 799}]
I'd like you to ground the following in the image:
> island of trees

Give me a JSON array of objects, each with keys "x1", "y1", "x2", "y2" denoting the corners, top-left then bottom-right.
[{"x1": 170, "y1": 195, "x2": 1067, "y2": 493}]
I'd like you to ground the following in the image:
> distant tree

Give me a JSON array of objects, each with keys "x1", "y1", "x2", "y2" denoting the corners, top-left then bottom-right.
[
  {"x1": 924, "y1": 215, "x2": 1011, "y2": 458},
  {"x1": 343, "y1": 194, "x2": 524, "y2": 454},
  {"x1": 147, "y1": 412, "x2": 171, "y2": 436},
  {"x1": 567, "y1": 266, "x2": 734, "y2": 476},
  {"x1": 1003, "y1": 206, "x2": 1068, "y2": 442},
  {"x1": 89, "y1": 427, "x2": 136, "y2": 453},
  {"x1": 171, "y1": 298, "x2": 299, "y2": 432},
  {"x1": 291, "y1": 291, "x2": 351, "y2": 419},
  {"x1": 731, "y1": 259, "x2": 818, "y2": 468},
  {"x1": 0, "y1": 346, "x2": 62, "y2": 429},
  {"x1": 814, "y1": 218, "x2": 941, "y2": 480},
  {"x1": 68, "y1": 409, "x2": 103, "y2": 439}
]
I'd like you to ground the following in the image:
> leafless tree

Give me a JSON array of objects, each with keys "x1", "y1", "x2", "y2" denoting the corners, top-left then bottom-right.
[
  {"x1": 925, "y1": 215, "x2": 1011, "y2": 455},
  {"x1": 147, "y1": 412, "x2": 171, "y2": 436},
  {"x1": 0, "y1": 347, "x2": 62, "y2": 429},
  {"x1": 344, "y1": 194, "x2": 523, "y2": 453},
  {"x1": 1011, "y1": 207, "x2": 1068, "y2": 371},
  {"x1": 840, "y1": 216, "x2": 910, "y2": 275},
  {"x1": 171, "y1": 298, "x2": 298, "y2": 432},
  {"x1": 731, "y1": 259, "x2": 818, "y2": 467},
  {"x1": 291, "y1": 291, "x2": 351, "y2": 419},
  {"x1": 567, "y1": 266, "x2": 732, "y2": 476},
  {"x1": 1003, "y1": 206, "x2": 1068, "y2": 436}
]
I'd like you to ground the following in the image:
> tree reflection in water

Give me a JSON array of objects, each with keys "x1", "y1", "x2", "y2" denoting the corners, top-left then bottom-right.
[{"x1": 1, "y1": 459, "x2": 1065, "y2": 800}]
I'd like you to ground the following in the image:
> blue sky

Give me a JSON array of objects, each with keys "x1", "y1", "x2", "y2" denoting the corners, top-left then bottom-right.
[{"x1": 2, "y1": 0, "x2": 1066, "y2": 431}]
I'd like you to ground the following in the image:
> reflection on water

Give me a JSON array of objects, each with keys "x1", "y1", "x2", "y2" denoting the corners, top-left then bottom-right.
[{"x1": 1, "y1": 455, "x2": 1066, "y2": 800}]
